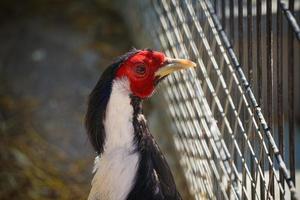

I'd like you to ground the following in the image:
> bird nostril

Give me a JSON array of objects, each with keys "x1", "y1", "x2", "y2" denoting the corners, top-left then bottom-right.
[{"x1": 162, "y1": 60, "x2": 169, "y2": 65}]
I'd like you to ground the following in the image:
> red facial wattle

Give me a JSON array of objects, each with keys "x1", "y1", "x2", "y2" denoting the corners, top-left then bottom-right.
[
  {"x1": 116, "y1": 50, "x2": 166, "y2": 98},
  {"x1": 115, "y1": 50, "x2": 196, "y2": 99}
]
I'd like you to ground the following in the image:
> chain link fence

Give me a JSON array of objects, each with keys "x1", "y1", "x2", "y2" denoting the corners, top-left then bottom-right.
[{"x1": 126, "y1": 0, "x2": 300, "y2": 199}]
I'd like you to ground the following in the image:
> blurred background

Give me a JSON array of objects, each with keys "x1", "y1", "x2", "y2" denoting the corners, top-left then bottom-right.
[
  {"x1": 1, "y1": 0, "x2": 300, "y2": 200},
  {"x1": 0, "y1": 0, "x2": 190, "y2": 199}
]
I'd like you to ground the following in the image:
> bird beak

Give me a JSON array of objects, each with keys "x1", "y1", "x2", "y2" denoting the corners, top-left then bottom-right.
[{"x1": 155, "y1": 57, "x2": 196, "y2": 80}]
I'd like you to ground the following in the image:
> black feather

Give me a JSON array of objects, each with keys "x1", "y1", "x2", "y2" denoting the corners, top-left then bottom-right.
[{"x1": 127, "y1": 96, "x2": 182, "y2": 200}]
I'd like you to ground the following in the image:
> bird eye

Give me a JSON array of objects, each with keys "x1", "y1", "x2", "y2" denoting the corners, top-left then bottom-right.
[{"x1": 134, "y1": 65, "x2": 146, "y2": 76}]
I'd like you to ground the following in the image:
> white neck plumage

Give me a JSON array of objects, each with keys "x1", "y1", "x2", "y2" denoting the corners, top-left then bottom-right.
[
  {"x1": 104, "y1": 78, "x2": 136, "y2": 152},
  {"x1": 88, "y1": 78, "x2": 140, "y2": 200}
]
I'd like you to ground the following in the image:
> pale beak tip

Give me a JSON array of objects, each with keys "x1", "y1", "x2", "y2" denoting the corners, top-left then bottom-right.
[
  {"x1": 172, "y1": 58, "x2": 196, "y2": 68},
  {"x1": 155, "y1": 58, "x2": 196, "y2": 79},
  {"x1": 190, "y1": 61, "x2": 197, "y2": 68}
]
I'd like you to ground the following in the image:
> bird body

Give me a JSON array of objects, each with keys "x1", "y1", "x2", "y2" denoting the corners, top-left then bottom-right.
[{"x1": 86, "y1": 49, "x2": 195, "y2": 200}]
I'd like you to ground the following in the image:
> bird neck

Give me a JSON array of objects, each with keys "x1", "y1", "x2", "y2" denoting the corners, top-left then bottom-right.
[
  {"x1": 88, "y1": 78, "x2": 142, "y2": 200},
  {"x1": 103, "y1": 78, "x2": 140, "y2": 152},
  {"x1": 85, "y1": 49, "x2": 141, "y2": 155}
]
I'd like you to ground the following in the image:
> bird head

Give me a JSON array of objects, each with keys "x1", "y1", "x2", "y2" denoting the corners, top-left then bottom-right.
[
  {"x1": 115, "y1": 49, "x2": 196, "y2": 98},
  {"x1": 86, "y1": 49, "x2": 195, "y2": 154}
]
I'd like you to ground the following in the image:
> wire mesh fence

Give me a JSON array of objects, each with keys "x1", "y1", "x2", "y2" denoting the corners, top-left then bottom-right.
[{"x1": 127, "y1": 0, "x2": 300, "y2": 199}]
